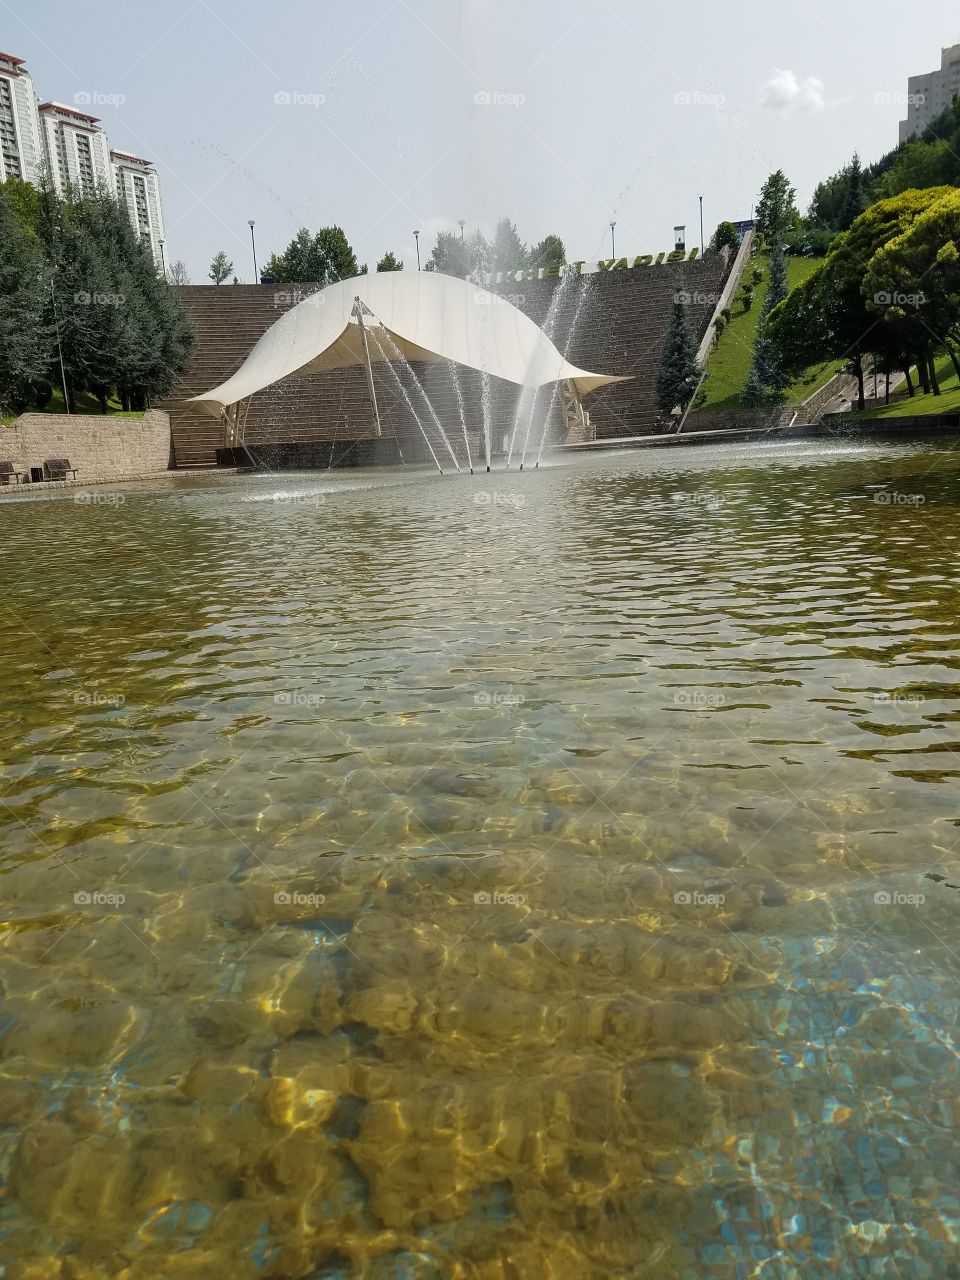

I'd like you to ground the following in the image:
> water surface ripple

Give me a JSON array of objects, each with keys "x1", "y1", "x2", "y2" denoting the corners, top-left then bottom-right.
[{"x1": 1, "y1": 439, "x2": 959, "y2": 1278}]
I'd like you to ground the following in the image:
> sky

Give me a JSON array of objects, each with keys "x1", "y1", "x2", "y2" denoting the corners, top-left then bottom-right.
[{"x1": 8, "y1": 0, "x2": 960, "y2": 281}]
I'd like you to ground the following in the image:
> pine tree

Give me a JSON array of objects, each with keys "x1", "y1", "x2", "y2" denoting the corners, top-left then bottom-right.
[
  {"x1": 765, "y1": 241, "x2": 789, "y2": 313},
  {"x1": 743, "y1": 244, "x2": 792, "y2": 405},
  {"x1": 743, "y1": 328, "x2": 788, "y2": 405},
  {"x1": 0, "y1": 182, "x2": 51, "y2": 415},
  {"x1": 47, "y1": 192, "x2": 115, "y2": 408},
  {"x1": 376, "y1": 251, "x2": 403, "y2": 272},
  {"x1": 742, "y1": 359, "x2": 768, "y2": 407},
  {"x1": 838, "y1": 153, "x2": 866, "y2": 231},
  {"x1": 30, "y1": 184, "x2": 193, "y2": 411},
  {"x1": 756, "y1": 170, "x2": 799, "y2": 242},
  {"x1": 655, "y1": 282, "x2": 701, "y2": 414}
]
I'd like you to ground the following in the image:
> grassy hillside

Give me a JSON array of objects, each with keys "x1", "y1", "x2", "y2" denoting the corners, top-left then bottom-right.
[
  {"x1": 832, "y1": 355, "x2": 960, "y2": 420},
  {"x1": 695, "y1": 255, "x2": 843, "y2": 413},
  {"x1": 1, "y1": 390, "x2": 144, "y2": 426}
]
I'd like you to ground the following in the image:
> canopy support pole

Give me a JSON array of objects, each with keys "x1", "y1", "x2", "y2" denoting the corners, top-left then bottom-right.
[
  {"x1": 353, "y1": 297, "x2": 383, "y2": 439},
  {"x1": 561, "y1": 380, "x2": 590, "y2": 445},
  {"x1": 225, "y1": 397, "x2": 260, "y2": 470}
]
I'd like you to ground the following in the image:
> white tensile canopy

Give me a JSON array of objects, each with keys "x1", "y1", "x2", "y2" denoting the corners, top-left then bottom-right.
[{"x1": 187, "y1": 271, "x2": 630, "y2": 417}]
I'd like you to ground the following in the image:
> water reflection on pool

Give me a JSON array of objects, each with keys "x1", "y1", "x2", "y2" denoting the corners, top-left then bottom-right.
[{"x1": 1, "y1": 437, "x2": 959, "y2": 1278}]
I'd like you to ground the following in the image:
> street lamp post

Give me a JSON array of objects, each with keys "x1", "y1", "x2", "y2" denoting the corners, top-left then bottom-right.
[
  {"x1": 248, "y1": 220, "x2": 259, "y2": 283},
  {"x1": 609, "y1": 221, "x2": 617, "y2": 259},
  {"x1": 159, "y1": 239, "x2": 167, "y2": 279},
  {"x1": 458, "y1": 220, "x2": 466, "y2": 243},
  {"x1": 699, "y1": 196, "x2": 704, "y2": 256},
  {"x1": 414, "y1": 230, "x2": 421, "y2": 271}
]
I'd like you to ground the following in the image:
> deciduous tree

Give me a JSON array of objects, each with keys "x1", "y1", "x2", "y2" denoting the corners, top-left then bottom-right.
[
  {"x1": 864, "y1": 188, "x2": 960, "y2": 390},
  {"x1": 709, "y1": 221, "x2": 739, "y2": 253},
  {"x1": 529, "y1": 235, "x2": 566, "y2": 268},
  {"x1": 209, "y1": 251, "x2": 233, "y2": 284},
  {"x1": 266, "y1": 226, "x2": 359, "y2": 283},
  {"x1": 768, "y1": 187, "x2": 952, "y2": 409}
]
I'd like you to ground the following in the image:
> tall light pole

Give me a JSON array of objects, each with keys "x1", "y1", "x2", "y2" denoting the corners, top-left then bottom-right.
[
  {"x1": 699, "y1": 195, "x2": 704, "y2": 256},
  {"x1": 609, "y1": 220, "x2": 616, "y2": 259},
  {"x1": 248, "y1": 219, "x2": 258, "y2": 283},
  {"x1": 159, "y1": 239, "x2": 167, "y2": 279},
  {"x1": 414, "y1": 229, "x2": 421, "y2": 270},
  {"x1": 458, "y1": 219, "x2": 466, "y2": 243}
]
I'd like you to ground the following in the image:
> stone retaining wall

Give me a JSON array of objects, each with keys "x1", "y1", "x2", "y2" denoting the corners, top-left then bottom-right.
[{"x1": 0, "y1": 410, "x2": 172, "y2": 487}]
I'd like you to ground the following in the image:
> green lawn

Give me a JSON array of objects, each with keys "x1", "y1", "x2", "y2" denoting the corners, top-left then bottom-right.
[
  {"x1": 695, "y1": 255, "x2": 844, "y2": 413},
  {"x1": 831, "y1": 355, "x2": 960, "y2": 420},
  {"x1": 1, "y1": 390, "x2": 145, "y2": 426}
]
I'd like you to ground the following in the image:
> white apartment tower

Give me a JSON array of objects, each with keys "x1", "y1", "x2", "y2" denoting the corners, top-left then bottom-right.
[
  {"x1": 112, "y1": 150, "x2": 166, "y2": 270},
  {"x1": 39, "y1": 101, "x2": 112, "y2": 197},
  {"x1": 0, "y1": 51, "x2": 45, "y2": 184},
  {"x1": 900, "y1": 43, "x2": 960, "y2": 142}
]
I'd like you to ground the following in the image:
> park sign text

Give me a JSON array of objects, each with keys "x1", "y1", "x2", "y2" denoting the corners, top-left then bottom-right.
[{"x1": 488, "y1": 247, "x2": 701, "y2": 285}]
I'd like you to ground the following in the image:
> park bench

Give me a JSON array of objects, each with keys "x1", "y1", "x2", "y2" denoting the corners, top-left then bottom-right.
[
  {"x1": 0, "y1": 461, "x2": 24, "y2": 485},
  {"x1": 43, "y1": 458, "x2": 78, "y2": 482}
]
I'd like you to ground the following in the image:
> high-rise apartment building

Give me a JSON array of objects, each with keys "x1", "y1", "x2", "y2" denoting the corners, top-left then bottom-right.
[
  {"x1": 899, "y1": 43, "x2": 960, "y2": 142},
  {"x1": 0, "y1": 49, "x2": 169, "y2": 271},
  {"x1": 0, "y1": 50, "x2": 45, "y2": 184},
  {"x1": 112, "y1": 149, "x2": 166, "y2": 270},
  {"x1": 38, "y1": 101, "x2": 112, "y2": 196}
]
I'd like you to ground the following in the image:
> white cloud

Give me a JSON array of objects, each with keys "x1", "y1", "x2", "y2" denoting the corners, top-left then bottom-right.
[{"x1": 759, "y1": 68, "x2": 827, "y2": 113}]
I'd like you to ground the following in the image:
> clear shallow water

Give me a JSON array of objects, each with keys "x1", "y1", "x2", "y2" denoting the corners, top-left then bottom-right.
[{"x1": 1, "y1": 439, "x2": 959, "y2": 1279}]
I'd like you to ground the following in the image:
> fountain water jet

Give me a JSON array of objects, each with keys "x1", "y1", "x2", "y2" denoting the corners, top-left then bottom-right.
[
  {"x1": 449, "y1": 361, "x2": 474, "y2": 474},
  {"x1": 377, "y1": 327, "x2": 462, "y2": 473},
  {"x1": 479, "y1": 371, "x2": 494, "y2": 471},
  {"x1": 375, "y1": 348, "x2": 445, "y2": 474},
  {"x1": 533, "y1": 383, "x2": 563, "y2": 470},
  {"x1": 505, "y1": 383, "x2": 534, "y2": 469},
  {"x1": 506, "y1": 267, "x2": 584, "y2": 469},
  {"x1": 534, "y1": 272, "x2": 598, "y2": 467}
]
